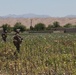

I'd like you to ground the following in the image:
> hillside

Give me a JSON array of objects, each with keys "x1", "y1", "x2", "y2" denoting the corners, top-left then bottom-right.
[{"x1": 0, "y1": 17, "x2": 76, "y2": 28}]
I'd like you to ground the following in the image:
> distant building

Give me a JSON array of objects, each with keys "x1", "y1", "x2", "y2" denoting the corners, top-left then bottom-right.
[{"x1": 52, "y1": 28, "x2": 76, "y2": 33}]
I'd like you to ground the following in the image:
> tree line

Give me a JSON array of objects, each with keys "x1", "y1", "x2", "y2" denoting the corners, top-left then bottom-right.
[{"x1": 0, "y1": 21, "x2": 76, "y2": 32}]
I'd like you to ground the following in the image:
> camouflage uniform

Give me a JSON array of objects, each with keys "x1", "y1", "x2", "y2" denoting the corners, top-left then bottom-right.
[
  {"x1": 1, "y1": 31, "x2": 7, "y2": 42},
  {"x1": 13, "y1": 32, "x2": 23, "y2": 53}
]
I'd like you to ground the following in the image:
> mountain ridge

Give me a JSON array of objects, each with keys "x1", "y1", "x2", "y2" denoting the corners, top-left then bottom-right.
[
  {"x1": 65, "y1": 15, "x2": 76, "y2": 18},
  {"x1": 0, "y1": 13, "x2": 50, "y2": 18},
  {"x1": 1, "y1": 14, "x2": 76, "y2": 18}
]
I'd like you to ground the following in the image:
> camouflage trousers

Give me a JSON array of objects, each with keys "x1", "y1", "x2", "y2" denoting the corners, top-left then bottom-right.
[
  {"x1": 2, "y1": 37, "x2": 6, "y2": 42},
  {"x1": 15, "y1": 44, "x2": 20, "y2": 53}
]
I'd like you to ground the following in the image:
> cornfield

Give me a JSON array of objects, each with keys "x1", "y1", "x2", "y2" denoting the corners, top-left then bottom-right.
[{"x1": 0, "y1": 33, "x2": 76, "y2": 75}]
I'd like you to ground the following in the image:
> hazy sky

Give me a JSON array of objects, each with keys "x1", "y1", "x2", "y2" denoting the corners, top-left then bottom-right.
[{"x1": 0, "y1": 0, "x2": 76, "y2": 17}]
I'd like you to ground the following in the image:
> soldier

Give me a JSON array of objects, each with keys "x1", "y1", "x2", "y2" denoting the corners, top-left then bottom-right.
[
  {"x1": 13, "y1": 29, "x2": 23, "y2": 53},
  {"x1": 1, "y1": 30, "x2": 7, "y2": 43}
]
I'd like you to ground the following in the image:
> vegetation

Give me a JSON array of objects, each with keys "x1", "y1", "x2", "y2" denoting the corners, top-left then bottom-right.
[
  {"x1": 2, "y1": 24, "x2": 12, "y2": 32},
  {"x1": 13, "y1": 22, "x2": 26, "y2": 32},
  {"x1": 64, "y1": 23, "x2": 73, "y2": 28},
  {"x1": 30, "y1": 25, "x2": 34, "y2": 30},
  {"x1": 46, "y1": 25, "x2": 54, "y2": 30},
  {"x1": 34, "y1": 23, "x2": 46, "y2": 31},
  {"x1": 0, "y1": 33, "x2": 76, "y2": 75},
  {"x1": 52, "y1": 21, "x2": 61, "y2": 28},
  {"x1": 1, "y1": 21, "x2": 76, "y2": 32}
]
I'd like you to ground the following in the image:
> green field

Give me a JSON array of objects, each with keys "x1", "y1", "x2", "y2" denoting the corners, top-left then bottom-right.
[{"x1": 0, "y1": 33, "x2": 76, "y2": 75}]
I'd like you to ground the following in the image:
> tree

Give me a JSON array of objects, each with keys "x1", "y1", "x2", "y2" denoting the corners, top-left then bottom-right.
[
  {"x1": 2, "y1": 24, "x2": 12, "y2": 32},
  {"x1": 30, "y1": 25, "x2": 34, "y2": 30},
  {"x1": 53, "y1": 21, "x2": 61, "y2": 28},
  {"x1": 63, "y1": 23, "x2": 73, "y2": 28},
  {"x1": 34, "y1": 23, "x2": 46, "y2": 31},
  {"x1": 13, "y1": 22, "x2": 26, "y2": 32},
  {"x1": 46, "y1": 24, "x2": 54, "y2": 30},
  {"x1": 73, "y1": 25, "x2": 76, "y2": 28}
]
